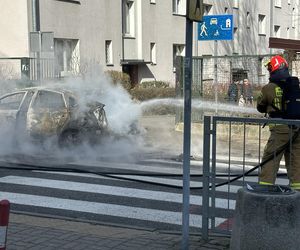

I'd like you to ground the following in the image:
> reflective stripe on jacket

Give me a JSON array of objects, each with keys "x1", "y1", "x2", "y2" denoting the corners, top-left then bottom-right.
[{"x1": 257, "y1": 82, "x2": 283, "y2": 117}]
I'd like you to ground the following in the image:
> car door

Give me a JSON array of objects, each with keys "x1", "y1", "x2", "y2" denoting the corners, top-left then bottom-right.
[
  {"x1": 0, "y1": 92, "x2": 26, "y2": 135},
  {"x1": 27, "y1": 90, "x2": 69, "y2": 136}
]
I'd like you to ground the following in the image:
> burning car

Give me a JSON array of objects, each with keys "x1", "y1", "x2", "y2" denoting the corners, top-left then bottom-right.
[{"x1": 0, "y1": 87, "x2": 109, "y2": 147}]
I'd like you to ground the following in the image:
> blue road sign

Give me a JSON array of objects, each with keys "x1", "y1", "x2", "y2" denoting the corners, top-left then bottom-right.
[{"x1": 198, "y1": 15, "x2": 233, "y2": 40}]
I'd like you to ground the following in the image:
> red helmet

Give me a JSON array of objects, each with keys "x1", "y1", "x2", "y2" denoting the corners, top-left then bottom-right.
[{"x1": 265, "y1": 55, "x2": 288, "y2": 73}]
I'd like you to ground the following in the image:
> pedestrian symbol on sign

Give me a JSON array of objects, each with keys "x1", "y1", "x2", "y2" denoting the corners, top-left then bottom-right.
[{"x1": 200, "y1": 22, "x2": 208, "y2": 36}]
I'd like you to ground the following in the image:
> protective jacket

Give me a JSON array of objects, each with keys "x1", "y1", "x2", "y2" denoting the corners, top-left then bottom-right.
[
  {"x1": 256, "y1": 82, "x2": 283, "y2": 118},
  {"x1": 257, "y1": 67, "x2": 290, "y2": 117}
]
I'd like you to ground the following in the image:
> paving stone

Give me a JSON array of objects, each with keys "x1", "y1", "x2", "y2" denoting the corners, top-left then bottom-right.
[{"x1": 5, "y1": 213, "x2": 231, "y2": 250}]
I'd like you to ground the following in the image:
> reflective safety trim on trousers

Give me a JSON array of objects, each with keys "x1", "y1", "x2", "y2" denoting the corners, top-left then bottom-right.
[{"x1": 259, "y1": 181, "x2": 274, "y2": 185}]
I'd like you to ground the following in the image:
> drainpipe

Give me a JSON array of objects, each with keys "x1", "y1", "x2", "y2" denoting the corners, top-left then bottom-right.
[
  {"x1": 270, "y1": 0, "x2": 273, "y2": 54},
  {"x1": 32, "y1": 0, "x2": 41, "y2": 82},
  {"x1": 32, "y1": 0, "x2": 40, "y2": 32},
  {"x1": 121, "y1": 0, "x2": 125, "y2": 67}
]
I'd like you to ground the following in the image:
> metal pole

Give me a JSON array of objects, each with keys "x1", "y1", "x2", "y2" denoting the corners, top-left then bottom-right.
[
  {"x1": 35, "y1": 0, "x2": 41, "y2": 82},
  {"x1": 214, "y1": 40, "x2": 218, "y2": 113},
  {"x1": 182, "y1": 17, "x2": 193, "y2": 250},
  {"x1": 202, "y1": 116, "x2": 211, "y2": 241},
  {"x1": 270, "y1": 0, "x2": 273, "y2": 54}
]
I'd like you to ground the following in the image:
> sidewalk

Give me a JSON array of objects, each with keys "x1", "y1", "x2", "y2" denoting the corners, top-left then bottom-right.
[{"x1": 6, "y1": 213, "x2": 230, "y2": 250}]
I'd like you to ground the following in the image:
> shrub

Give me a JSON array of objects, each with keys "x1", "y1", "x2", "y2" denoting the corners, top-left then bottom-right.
[
  {"x1": 139, "y1": 80, "x2": 170, "y2": 88},
  {"x1": 130, "y1": 82, "x2": 176, "y2": 115},
  {"x1": 130, "y1": 87, "x2": 175, "y2": 101},
  {"x1": 105, "y1": 70, "x2": 131, "y2": 91}
]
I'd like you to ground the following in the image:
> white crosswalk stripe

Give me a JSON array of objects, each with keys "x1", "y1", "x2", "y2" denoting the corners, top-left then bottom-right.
[{"x1": 0, "y1": 158, "x2": 289, "y2": 230}]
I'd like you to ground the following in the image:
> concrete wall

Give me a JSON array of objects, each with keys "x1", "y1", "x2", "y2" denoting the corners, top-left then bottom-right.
[
  {"x1": 40, "y1": 0, "x2": 123, "y2": 72},
  {"x1": 0, "y1": 0, "x2": 30, "y2": 57},
  {"x1": 140, "y1": 0, "x2": 185, "y2": 84},
  {"x1": 0, "y1": 0, "x2": 299, "y2": 84}
]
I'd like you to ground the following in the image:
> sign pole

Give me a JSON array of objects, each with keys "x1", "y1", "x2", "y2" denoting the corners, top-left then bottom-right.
[
  {"x1": 183, "y1": 1, "x2": 203, "y2": 249},
  {"x1": 214, "y1": 40, "x2": 218, "y2": 113},
  {"x1": 182, "y1": 16, "x2": 193, "y2": 250}
]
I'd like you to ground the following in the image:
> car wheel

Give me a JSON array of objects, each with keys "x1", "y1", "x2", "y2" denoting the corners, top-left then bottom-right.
[{"x1": 58, "y1": 129, "x2": 82, "y2": 148}]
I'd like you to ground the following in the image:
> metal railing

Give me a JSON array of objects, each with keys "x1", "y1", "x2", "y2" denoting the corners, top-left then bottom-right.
[
  {"x1": 0, "y1": 57, "x2": 58, "y2": 82},
  {"x1": 201, "y1": 115, "x2": 300, "y2": 239}
]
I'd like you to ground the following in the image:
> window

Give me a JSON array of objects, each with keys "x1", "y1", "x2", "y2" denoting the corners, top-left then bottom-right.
[
  {"x1": 292, "y1": 8, "x2": 296, "y2": 28},
  {"x1": 173, "y1": 0, "x2": 186, "y2": 15},
  {"x1": 150, "y1": 43, "x2": 156, "y2": 65},
  {"x1": 274, "y1": 25, "x2": 281, "y2": 38},
  {"x1": 173, "y1": 44, "x2": 185, "y2": 67},
  {"x1": 54, "y1": 38, "x2": 79, "y2": 76},
  {"x1": 258, "y1": 14, "x2": 266, "y2": 35},
  {"x1": 0, "y1": 93, "x2": 25, "y2": 110},
  {"x1": 258, "y1": 58, "x2": 263, "y2": 75},
  {"x1": 69, "y1": 97, "x2": 78, "y2": 108},
  {"x1": 124, "y1": 0, "x2": 135, "y2": 36},
  {"x1": 233, "y1": 0, "x2": 238, "y2": 9},
  {"x1": 274, "y1": 0, "x2": 281, "y2": 8},
  {"x1": 287, "y1": 27, "x2": 290, "y2": 39},
  {"x1": 105, "y1": 40, "x2": 113, "y2": 65},
  {"x1": 246, "y1": 12, "x2": 250, "y2": 28},
  {"x1": 233, "y1": 28, "x2": 238, "y2": 53},
  {"x1": 150, "y1": 0, "x2": 156, "y2": 3},
  {"x1": 55, "y1": 0, "x2": 80, "y2": 4},
  {"x1": 203, "y1": 4, "x2": 212, "y2": 15},
  {"x1": 33, "y1": 91, "x2": 66, "y2": 110},
  {"x1": 225, "y1": 7, "x2": 228, "y2": 14}
]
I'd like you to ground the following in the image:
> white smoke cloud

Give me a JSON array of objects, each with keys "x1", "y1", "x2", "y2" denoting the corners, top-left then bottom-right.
[{"x1": 0, "y1": 66, "x2": 145, "y2": 164}]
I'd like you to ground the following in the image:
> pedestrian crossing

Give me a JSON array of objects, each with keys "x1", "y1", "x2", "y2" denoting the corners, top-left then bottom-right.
[{"x1": 0, "y1": 157, "x2": 289, "y2": 231}]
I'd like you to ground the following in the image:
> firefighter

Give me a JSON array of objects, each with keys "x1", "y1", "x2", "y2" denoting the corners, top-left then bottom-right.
[{"x1": 257, "y1": 55, "x2": 300, "y2": 190}]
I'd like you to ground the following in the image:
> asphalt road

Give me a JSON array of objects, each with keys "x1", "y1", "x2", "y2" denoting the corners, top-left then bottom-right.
[{"x1": 0, "y1": 115, "x2": 199, "y2": 231}]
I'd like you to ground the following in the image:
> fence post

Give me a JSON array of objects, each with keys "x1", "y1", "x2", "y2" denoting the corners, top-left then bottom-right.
[
  {"x1": 202, "y1": 116, "x2": 211, "y2": 241},
  {"x1": 0, "y1": 200, "x2": 10, "y2": 250}
]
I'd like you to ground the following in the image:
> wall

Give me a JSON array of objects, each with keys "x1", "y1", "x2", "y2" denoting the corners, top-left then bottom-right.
[{"x1": 0, "y1": 0, "x2": 30, "y2": 57}]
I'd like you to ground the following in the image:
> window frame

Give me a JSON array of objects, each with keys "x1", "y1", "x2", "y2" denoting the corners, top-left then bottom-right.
[
  {"x1": 173, "y1": 44, "x2": 185, "y2": 68},
  {"x1": 232, "y1": 0, "x2": 238, "y2": 9},
  {"x1": 172, "y1": 0, "x2": 186, "y2": 16},
  {"x1": 274, "y1": 0, "x2": 282, "y2": 8},
  {"x1": 203, "y1": 4, "x2": 212, "y2": 15},
  {"x1": 233, "y1": 27, "x2": 239, "y2": 53},
  {"x1": 124, "y1": 0, "x2": 135, "y2": 37},
  {"x1": 150, "y1": 42, "x2": 157, "y2": 65},
  {"x1": 32, "y1": 90, "x2": 66, "y2": 110},
  {"x1": 258, "y1": 14, "x2": 266, "y2": 35},
  {"x1": 0, "y1": 92, "x2": 26, "y2": 110},
  {"x1": 274, "y1": 25, "x2": 281, "y2": 38},
  {"x1": 246, "y1": 12, "x2": 250, "y2": 28},
  {"x1": 292, "y1": 8, "x2": 296, "y2": 28},
  {"x1": 105, "y1": 40, "x2": 113, "y2": 66},
  {"x1": 55, "y1": 0, "x2": 81, "y2": 4}
]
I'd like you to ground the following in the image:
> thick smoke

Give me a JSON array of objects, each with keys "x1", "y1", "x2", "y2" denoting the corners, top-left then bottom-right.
[
  {"x1": 0, "y1": 64, "x2": 262, "y2": 165},
  {"x1": 0, "y1": 66, "x2": 145, "y2": 164}
]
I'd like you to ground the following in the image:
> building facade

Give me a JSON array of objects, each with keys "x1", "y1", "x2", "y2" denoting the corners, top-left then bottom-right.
[{"x1": 0, "y1": 0, "x2": 299, "y2": 85}]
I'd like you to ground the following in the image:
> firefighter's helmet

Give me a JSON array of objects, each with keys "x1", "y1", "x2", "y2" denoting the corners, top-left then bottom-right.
[{"x1": 265, "y1": 55, "x2": 288, "y2": 73}]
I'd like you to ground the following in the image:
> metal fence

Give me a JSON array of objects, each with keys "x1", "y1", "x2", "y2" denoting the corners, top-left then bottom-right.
[
  {"x1": 0, "y1": 57, "x2": 58, "y2": 82},
  {"x1": 175, "y1": 54, "x2": 300, "y2": 122},
  {"x1": 201, "y1": 115, "x2": 300, "y2": 239}
]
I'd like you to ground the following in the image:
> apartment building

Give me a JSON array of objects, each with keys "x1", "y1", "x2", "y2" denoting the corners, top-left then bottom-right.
[{"x1": 0, "y1": 0, "x2": 299, "y2": 86}]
